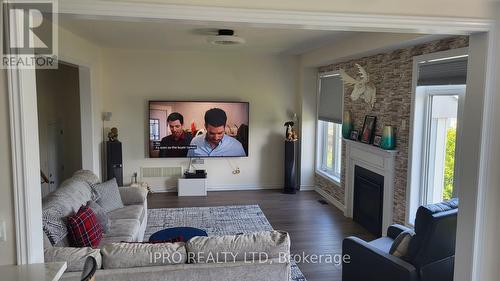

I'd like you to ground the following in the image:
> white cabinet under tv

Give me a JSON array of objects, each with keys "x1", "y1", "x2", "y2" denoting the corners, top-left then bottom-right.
[{"x1": 178, "y1": 178, "x2": 207, "y2": 196}]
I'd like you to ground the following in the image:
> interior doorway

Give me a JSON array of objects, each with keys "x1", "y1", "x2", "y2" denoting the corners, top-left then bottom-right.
[{"x1": 36, "y1": 61, "x2": 82, "y2": 197}]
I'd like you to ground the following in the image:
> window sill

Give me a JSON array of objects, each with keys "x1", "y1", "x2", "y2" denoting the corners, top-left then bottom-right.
[{"x1": 315, "y1": 170, "x2": 341, "y2": 187}]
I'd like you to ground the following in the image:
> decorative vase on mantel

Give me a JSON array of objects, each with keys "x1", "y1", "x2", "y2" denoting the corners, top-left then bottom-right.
[
  {"x1": 342, "y1": 111, "x2": 353, "y2": 139},
  {"x1": 380, "y1": 125, "x2": 395, "y2": 150}
]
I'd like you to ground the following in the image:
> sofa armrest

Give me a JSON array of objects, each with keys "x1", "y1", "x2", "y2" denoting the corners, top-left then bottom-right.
[
  {"x1": 342, "y1": 237, "x2": 418, "y2": 281},
  {"x1": 119, "y1": 187, "x2": 148, "y2": 205},
  {"x1": 387, "y1": 224, "x2": 414, "y2": 240}
]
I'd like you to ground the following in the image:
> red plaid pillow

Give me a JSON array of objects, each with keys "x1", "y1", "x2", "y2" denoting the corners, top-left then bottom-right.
[{"x1": 67, "y1": 205, "x2": 103, "y2": 247}]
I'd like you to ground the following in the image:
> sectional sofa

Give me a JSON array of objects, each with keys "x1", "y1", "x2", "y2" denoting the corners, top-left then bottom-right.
[{"x1": 42, "y1": 170, "x2": 291, "y2": 281}]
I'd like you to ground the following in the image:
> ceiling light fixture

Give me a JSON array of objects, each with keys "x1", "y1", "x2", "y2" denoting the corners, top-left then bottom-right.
[{"x1": 207, "y1": 29, "x2": 245, "y2": 45}]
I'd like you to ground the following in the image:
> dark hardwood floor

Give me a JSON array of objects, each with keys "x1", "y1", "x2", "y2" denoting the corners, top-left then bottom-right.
[{"x1": 148, "y1": 190, "x2": 373, "y2": 281}]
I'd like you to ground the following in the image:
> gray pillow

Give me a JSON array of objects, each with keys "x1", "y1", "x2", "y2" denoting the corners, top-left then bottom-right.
[
  {"x1": 389, "y1": 230, "x2": 415, "y2": 260},
  {"x1": 87, "y1": 201, "x2": 110, "y2": 233},
  {"x1": 92, "y1": 178, "x2": 124, "y2": 212}
]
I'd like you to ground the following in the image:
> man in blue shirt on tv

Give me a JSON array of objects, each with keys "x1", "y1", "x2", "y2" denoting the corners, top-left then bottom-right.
[{"x1": 187, "y1": 108, "x2": 246, "y2": 157}]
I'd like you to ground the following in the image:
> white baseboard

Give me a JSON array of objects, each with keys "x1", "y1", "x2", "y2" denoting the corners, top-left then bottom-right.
[
  {"x1": 208, "y1": 184, "x2": 282, "y2": 191},
  {"x1": 314, "y1": 187, "x2": 346, "y2": 213},
  {"x1": 299, "y1": 185, "x2": 315, "y2": 191},
  {"x1": 150, "y1": 184, "x2": 283, "y2": 193}
]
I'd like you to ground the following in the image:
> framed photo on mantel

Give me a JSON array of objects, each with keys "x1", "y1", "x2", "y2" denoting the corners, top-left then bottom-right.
[{"x1": 360, "y1": 115, "x2": 377, "y2": 144}]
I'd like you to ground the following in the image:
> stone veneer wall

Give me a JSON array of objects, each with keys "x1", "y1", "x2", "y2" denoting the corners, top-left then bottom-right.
[{"x1": 315, "y1": 36, "x2": 468, "y2": 224}]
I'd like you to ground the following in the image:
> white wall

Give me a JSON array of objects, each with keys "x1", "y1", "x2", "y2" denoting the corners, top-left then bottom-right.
[
  {"x1": 301, "y1": 32, "x2": 428, "y2": 67},
  {"x1": 0, "y1": 70, "x2": 16, "y2": 265},
  {"x1": 475, "y1": 2, "x2": 500, "y2": 279},
  {"x1": 112, "y1": 0, "x2": 490, "y2": 19},
  {"x1": 101, "y1": 49, "x2": 299, "y2": 190},
  {"x1": 59, "y1": 26, "x2": 104, "y2": 178}
]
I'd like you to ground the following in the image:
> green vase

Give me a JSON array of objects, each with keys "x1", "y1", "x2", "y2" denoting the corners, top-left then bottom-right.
[
  {"x1": 342, "y1": 111, "x2": 353, "y2": 139},
  {"x1": 380, "y1": 126, "x2": 395, "y2": 150}
]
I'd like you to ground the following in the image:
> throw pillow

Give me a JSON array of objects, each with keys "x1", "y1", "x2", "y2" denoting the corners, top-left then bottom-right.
[
  {"x1": 87, "y1": 201, "x2": 110, "y2": 233},
  {"x1": 67, "y1": 205, "x2": 103, "y2": 248},
  {"x1": 389, "y1": 230, "x2": 415, "y2": 260},
  {"x1": 92, "y1": 178, "x2": 124, "y2": 213},
  {"x1": 44, "y1": 247, "x2": 102, "y2": 272},
  {"x1": 42, "y1": 203, "x2": 68, "y2": 246}
]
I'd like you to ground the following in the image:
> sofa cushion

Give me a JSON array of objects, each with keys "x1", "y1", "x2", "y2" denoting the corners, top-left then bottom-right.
[
  {"x1": 88, "y1": 201, "x2": 110, "y2": 233},
  {"x1": 108, "y1": 205, "x2": 145, "y2": 222},
  {"x1": 44, "y1": 247, "x2": 102, "y2": 272},
  {"x1": 73, "y1": 170, "x2": 101, "y2": 185},
  {"x1": 186, "y1": 230, "x2": 290, "y2": 263},
  {"x1": 100, "y1": 236, "x2": 135, "y2": 246},
  {"x1": 101, "y1": 242, "x2": 187, "y2": 269},
  {"x1": 43, "y1": 178, "x2": 94, "y2": 215},
  {"x1": 104, "y1": 219, "x2": 140, "y2": 238},
  {"x1": 67, "y1": 205, "x2": 103, "y2": 248},
  {"x1": 93, "y1": 178, "x2": 124, "y2": 213},
  {"x1": 119, "y1": 187, "x2": 148, "y2": 205},
  {"x1": 389, "y1": 230, "x2": 415, "y2": 260}
]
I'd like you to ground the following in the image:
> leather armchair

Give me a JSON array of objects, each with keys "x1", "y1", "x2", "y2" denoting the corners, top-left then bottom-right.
[{"x1": 342, "y1": 199, "x2": 458, "y2": 281}]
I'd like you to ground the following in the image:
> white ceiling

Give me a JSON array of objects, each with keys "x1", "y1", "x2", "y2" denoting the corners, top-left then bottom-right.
[{"x1": 59, "y1": 16, "x2": 353, "y2": 55}]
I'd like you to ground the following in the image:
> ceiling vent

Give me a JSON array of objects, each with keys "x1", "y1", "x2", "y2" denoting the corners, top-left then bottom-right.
[{"x1": 207, "y1": 29, "x2": 245, "y2": 45}]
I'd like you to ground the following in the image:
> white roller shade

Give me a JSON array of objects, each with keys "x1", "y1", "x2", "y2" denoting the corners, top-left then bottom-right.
[{"x1": 318, "y1": 74, "x2": 343, "y2": 124}]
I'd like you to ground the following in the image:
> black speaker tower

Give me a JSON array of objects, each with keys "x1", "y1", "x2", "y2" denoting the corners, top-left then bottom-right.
[{"x1": 106, "y1": 141, "x2": 123, "y2": 186}]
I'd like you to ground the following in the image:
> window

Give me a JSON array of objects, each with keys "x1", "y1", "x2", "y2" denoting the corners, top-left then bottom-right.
[
  {"x1": 149, "y1": 119, "x2": 160, "y2": 141},
  {"x1": 408, "y1": 50, "x2": 467, "y2": 225},
  {"x1": 317, "y1": 120, "x2": 342, "y2": 181},
  {"x1": 422, "y1": 92, "x2": 460, "y2": 203},
  {"x1": 316, "y1": 72, "x2": 343, "y2": 183}
]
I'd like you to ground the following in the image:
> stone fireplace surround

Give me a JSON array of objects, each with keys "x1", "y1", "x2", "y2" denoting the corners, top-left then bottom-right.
[{"x1": 344, "y1": 139, "x2": 397, "y2": 236}]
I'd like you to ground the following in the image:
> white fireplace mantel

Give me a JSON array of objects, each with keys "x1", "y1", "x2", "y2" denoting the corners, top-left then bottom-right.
[{"x1": 344, "y1": 139, "x2": 398, "y2": 236}]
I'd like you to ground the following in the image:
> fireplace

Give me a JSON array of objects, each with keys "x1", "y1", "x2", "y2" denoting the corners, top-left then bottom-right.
[
  {"x1": 353, "y1": 165, "x2": 384, "y2": 237},
  {"x1": 344, "y1": 139, "x2": 397, "y2": 236}
]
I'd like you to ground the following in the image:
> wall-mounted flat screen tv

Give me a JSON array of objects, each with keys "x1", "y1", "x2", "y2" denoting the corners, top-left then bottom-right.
[{"x1": 149, "y1": 101, "x2": 249, "y2": 158}]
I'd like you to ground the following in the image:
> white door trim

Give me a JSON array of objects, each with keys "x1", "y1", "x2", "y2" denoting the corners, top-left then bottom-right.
[{"x1": 7, "y1": 3, "x2": 495, "y2": 281}]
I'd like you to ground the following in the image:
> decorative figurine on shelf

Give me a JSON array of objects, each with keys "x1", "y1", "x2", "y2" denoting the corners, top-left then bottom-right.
[
  {"x1": 284, "y1": 121, "x2": 299, "y2": 141},
  {"x1": 108, "y1": 127, "x2": 119, "y2": 142}
]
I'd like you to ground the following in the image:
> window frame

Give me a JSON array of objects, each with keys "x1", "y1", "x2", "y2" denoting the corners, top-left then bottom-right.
[
  {"x1": 149, "y1": 118, "x2": 160, "y2": 141},
  {"x1": 316, "y1": 71, "x2": 343, "y2": 184}
]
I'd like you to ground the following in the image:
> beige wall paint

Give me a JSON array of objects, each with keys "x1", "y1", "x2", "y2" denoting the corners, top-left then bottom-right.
[
  {"x1": 301, "y1": 32, "x2": 429, "y2": 67},
  {"x1": 101, "y1": 49, "x2": 299, "y2": 190},
  {"x1": 59, "y1": 26, "x2": 104, "y2": 178},
  {"x1": 114, "y1": 0, "x2": 490, "y2": 19},
  {"x1": 36, "y1": 63, "x2": 82, "y2": 197},
  {"x1": 0, "y1": 70, "x2": 16, "y2": 265}
]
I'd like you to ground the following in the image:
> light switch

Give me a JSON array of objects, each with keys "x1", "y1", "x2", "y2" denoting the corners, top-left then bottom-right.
[{"x1": 0, "y1": 220, "x2": 6, "y2": 242}]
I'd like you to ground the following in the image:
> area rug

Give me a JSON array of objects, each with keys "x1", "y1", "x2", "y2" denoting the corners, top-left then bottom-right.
[{"x1": 145, "y1": 205, "x2": 307, "y2": 281}]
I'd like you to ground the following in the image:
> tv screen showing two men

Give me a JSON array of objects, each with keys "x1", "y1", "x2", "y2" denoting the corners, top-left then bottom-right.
[{"x1": 149, "y1": 101, "x2": 249, "y2": 158}]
